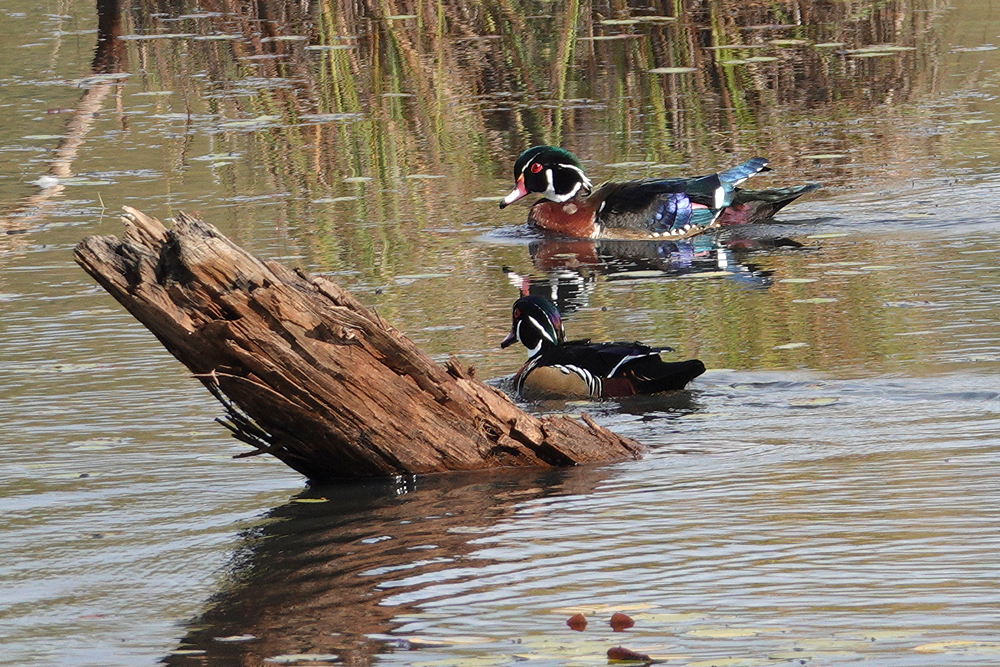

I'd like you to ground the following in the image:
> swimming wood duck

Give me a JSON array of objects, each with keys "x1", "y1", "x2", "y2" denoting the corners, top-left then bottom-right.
[
  {"x1": 501, "y1": 295, "x2": 706, "y2": 400},
  {"x1": 499, "y1": 146, "x2": 819, "y2": 240}
]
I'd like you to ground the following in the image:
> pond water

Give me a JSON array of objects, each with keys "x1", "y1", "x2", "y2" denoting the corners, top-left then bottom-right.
[{"x1": 1, "y1": 0, "x2": 999, "y2": 666}]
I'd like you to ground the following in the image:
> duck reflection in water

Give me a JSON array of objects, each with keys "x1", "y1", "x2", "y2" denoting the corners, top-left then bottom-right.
[{"x1": 508, "y1": 231, "x2": 793, "y2": 317}]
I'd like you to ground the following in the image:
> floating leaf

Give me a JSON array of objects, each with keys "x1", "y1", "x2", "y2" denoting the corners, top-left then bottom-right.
[
  {"x1": 771, "y1": 39, "x2": 810, "y2": 46},
  {"x1": 606, "y1": 270, "x2": 669, "y2": 280},
  {"x1": 394, "y1": 273, "x2": 449, "y2": 285},
  {"x1": 385, "y1": 14, "x2": 417, "y2": 20},
  {"x1": 193, "y1": 34, "x2": 241, "y2": 41},
  {"x1": 214, "y1": 634, "x2": 257, "y2": 642},
  {"x1": 192, "y1": 153, "x2": 241, "y2": 162},
  {"x1": 859, "y1": 265, "x2": 895, "y2": 271},
  {"x1": 634, "y1": 612, "x2": 706, "y2": 623},
  {"x1": 446, "y1": 526, "x2": 491, "y2": 534},
  {"x1": 779, "y1": 278, "x2": 817, "y2": 284},
  {"x1": 706, "y1": 44, "x2": 772, "y2": 50},
  {"x1": 606, "y1": 161, "x2": 657, "y2": 168},
  {"x1": 312, "y1": 196, "x2": 359, "y2": 203},
  {"x1": 119, "y1": 33, "x2": 196, "y2": 40},
  {"x1": 600, "y1": 19, "x2": 640, "y2": 25},
  {"x1": 792, "y1": 297, "x2": 838, "y2": 303},
  {"x1": 637, "y1": 16, "x2": 676, "y2": 22},
  {"x1": 686, "y1": 627, "x2": 766, "y2": 638},
  {"x1": 608, "y1": 646, "x2": 651, "y2": 662},
  {"x1": 299, "y1": 113, "x2": 364, "y2": 123},
  {"x1": 264, "y1": 654, "x2": 339, "y2": 664},
  {"x1": 814, "y1": 42, "x2": 846, "y2": 48},
  {"x1": 688, "y1": 659, "x2": 771, "y2": 667},
  {"x1": 914, "y1": 641, "x2": 1000, "y2": 654},
  {"x1": 801, "y1": 153, "x2": 848, "y2": 159},
  {"x1": 611, "y1": 612, "x2": 635, "y2": 631},
  {"x1": 24, "y1": 134, "x2": 64, "y2": 140},
  {"x1": 343, "y1": 176, "x2": 372, "y2": 183},
  {"x1": 219, "y1": 115, "x2": 281, "y2": 128},
  {"x1": 680, "y1": 270, "x2": 734, "y2": 278},
  {"x1": 649, "y1": 66, "x2": 698, "y2": 74},
  {"x1": 768, "y1": 652, "x2": 814, "y2": 660},
  {"x1": 552, "y1": 603, "x2": 654, "y2": 615},
  {"x1": 773, "y1": 342, "x2": 809, "y2": 350},
  {"x1": 952, "y1": 45, "x2": 998, "y2": 52},
  {"x1": 789, "y1": 397, "x2": 839, "y2": 407},
  {"x1": 884, "y1": 300, "x2": 933, "y2": 308},
  {"x1": 806, "y1": 232, "x2": 849, "y2": 239},
  {"x1": 744, "y1": 56, "x2": 780, "y2": 62},
  {"x1": 399, "y1": 635, "x2": 492, "y2": 648},
  {"x1": 292, "y1": 497, "x2": 329, "y2": 503}
]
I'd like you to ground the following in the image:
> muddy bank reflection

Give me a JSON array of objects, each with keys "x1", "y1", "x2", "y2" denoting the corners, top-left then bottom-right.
[{"x1": 166, "y1": 466, "x2": 611, "y2": 666}]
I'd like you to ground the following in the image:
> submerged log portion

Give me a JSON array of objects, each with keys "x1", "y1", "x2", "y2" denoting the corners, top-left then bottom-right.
[{"x1": 74, "y1": 208, "x2": 643, "y2": 481}]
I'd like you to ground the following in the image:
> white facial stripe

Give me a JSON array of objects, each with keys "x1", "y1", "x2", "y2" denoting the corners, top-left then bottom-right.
[
  {"x1": 543, "y1": 163, "x2": 592, "y2": 203},
  {"x1": 517, "y1": 319, "x2": 543, "y2": 358},
  {"x1": 714, "y1": 185, "x2": 725, "y2": 209},
  {"x1": 544, "y1": 168, "x2": 557, "y2": 200},
  {"x1": 528, "y1": 314, "x2": 557, "y2": 344},
  {"x1": 564, "y1": 164, "x2": 591, "y2": 188}
]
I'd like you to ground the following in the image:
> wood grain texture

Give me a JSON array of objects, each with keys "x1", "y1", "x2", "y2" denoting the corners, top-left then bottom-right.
[{"x1": 74, "y1": 207, "x2": 643, "y2": 481}]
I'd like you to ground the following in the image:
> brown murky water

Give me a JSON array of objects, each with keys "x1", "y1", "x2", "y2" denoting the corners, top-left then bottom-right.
[{"x1": 2, "y1": 1, "x2": 999, "y2": 666}]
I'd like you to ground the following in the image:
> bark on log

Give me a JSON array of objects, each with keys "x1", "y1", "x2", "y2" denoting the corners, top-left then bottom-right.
[{"x1": 74, "y1": 208, "x2": 643, "y2": 481}]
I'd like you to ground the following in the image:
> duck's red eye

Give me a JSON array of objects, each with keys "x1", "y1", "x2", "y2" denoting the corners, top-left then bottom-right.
[
  {"x1": 513, "y1": 308, "x2": 521, "y2": 318},
  {"x1": 529, "y1": 162, "x2": 543, "y2": 174}
]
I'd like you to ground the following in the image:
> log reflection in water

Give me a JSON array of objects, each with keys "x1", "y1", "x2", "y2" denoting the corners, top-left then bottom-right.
[{"x1": 166, "y1": 466, "x2": 611, "y2": 666}]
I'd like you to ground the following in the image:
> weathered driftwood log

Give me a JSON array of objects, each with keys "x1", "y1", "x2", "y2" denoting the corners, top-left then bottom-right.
[{"x1": 74, "y1": 208, "x2": 643, "y2": 481}]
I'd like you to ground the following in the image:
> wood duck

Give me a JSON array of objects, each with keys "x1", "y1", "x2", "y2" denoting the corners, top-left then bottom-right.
[
  {"x1": 499, "y1": 146, "x2": 819, "y2": 240},
  {"x1": 500, "y1": 295, "x2": 706, "y2": 400}
]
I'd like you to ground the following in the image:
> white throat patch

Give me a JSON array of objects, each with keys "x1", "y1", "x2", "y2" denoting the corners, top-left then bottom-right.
[{"x1": 543, "y1": 164, "x2": 593, "y2": 203}]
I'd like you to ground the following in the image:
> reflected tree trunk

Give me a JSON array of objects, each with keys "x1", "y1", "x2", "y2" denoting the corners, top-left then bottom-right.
[
  {"x1": 0, "y1": 0, "x2": 125, "y2": 233},
  {"x1": 163, "y1": 466, "x2": 609, "y2": 666}
]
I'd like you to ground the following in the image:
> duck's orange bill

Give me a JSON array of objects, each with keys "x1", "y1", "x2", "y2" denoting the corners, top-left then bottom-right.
[{"x1": 500, "y1": 175, "x2": 528, "y2": 208}]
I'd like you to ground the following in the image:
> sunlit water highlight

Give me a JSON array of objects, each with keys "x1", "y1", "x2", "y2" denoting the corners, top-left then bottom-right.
[{"x1": 2, "y1": 0, "x2": 1000, "y2": 666}]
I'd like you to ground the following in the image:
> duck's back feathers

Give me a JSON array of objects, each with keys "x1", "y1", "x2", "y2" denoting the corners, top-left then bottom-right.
[{"x1": 516, "y1": 339, "x2": 706, "y2": 399}]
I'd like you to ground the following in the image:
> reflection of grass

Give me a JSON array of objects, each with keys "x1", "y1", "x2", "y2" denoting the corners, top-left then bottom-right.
[{"x1": 112, "y1": 0, "x2": 968, "y2": 373}]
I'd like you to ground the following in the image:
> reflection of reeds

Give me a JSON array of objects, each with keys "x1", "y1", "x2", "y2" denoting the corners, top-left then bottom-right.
[
  {"x1": 107, "y1": 0, "x2": 966, "y2": 374},
  {"x1": 122, "y1": 0, "x2": 951, "y2": 224}
]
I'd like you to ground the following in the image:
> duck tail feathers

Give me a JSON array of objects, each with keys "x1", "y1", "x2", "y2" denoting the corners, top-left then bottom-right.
[{"x1": 719, "y1": 157, "x2": 770, "y2": 187}]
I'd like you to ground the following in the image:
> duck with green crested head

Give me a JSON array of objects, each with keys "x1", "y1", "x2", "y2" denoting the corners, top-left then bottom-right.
[{"x1": 499, "y1": 146, "x2": 819, "y2": 240}]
